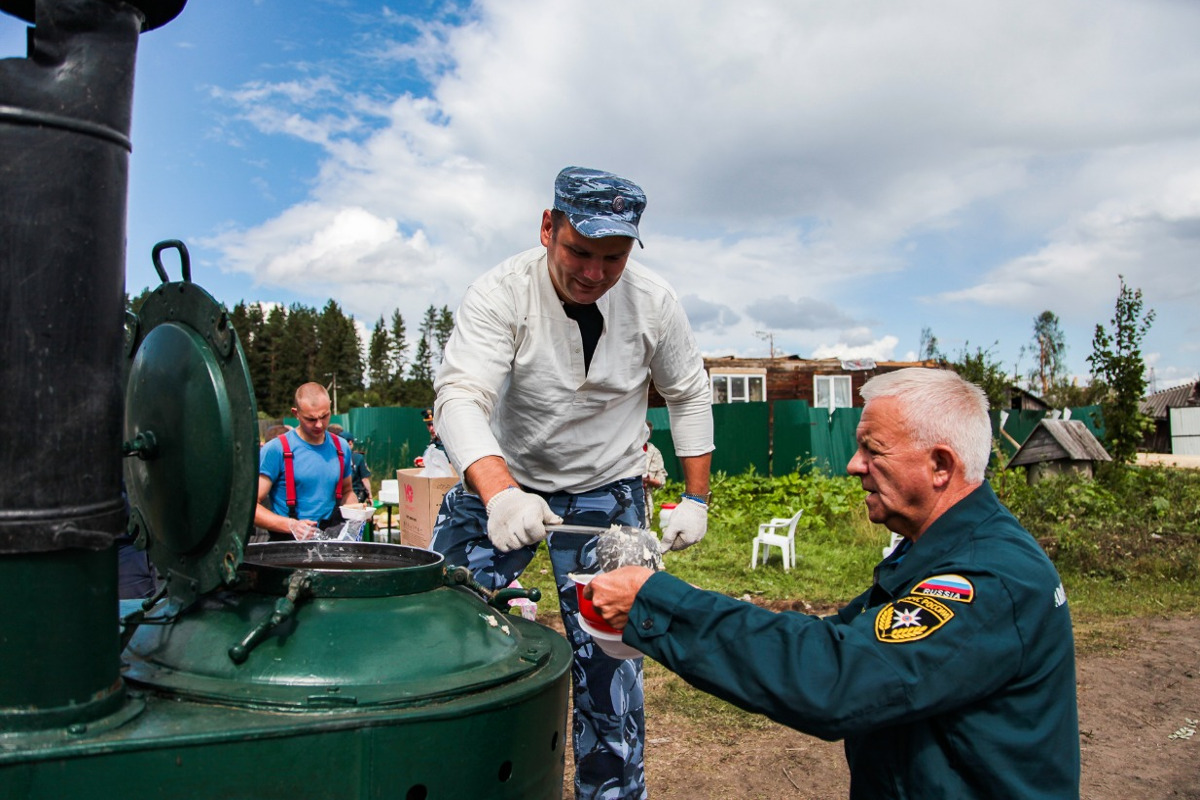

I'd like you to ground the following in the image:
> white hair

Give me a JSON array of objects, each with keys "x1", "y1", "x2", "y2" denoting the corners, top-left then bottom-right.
[{"x1": 859, "y1": 368, "x2": 992, "y2": 483}]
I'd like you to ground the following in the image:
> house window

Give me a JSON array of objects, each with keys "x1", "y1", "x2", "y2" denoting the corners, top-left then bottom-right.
[
  {"x1": 711, "y1": 372, "x2": 766, "y2": 404},
  {"x1": 814, "y1": 374, "x2": 852, "y2": 413}
]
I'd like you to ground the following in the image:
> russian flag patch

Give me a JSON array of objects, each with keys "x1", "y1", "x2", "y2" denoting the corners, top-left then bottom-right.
[{"x1": 911, "y1": 574, "x2": 975, "y2": 603}]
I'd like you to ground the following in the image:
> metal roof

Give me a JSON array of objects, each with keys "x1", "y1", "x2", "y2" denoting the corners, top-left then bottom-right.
[{"x1": 1139, "y1": 381, "x2": 1200, "y2": 420}]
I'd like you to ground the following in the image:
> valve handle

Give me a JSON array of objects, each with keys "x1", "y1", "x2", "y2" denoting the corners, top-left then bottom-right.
[
  {"x1": 228, "y1": 571, "x2": 312, "y2": 664},
  {"x1": 444, "y1": 565, "x2": 542, "y2": 610}
]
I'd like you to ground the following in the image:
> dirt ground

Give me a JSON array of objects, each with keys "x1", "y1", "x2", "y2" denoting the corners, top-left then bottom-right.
[{"x1": 545, "y1": 612, "x2": 1199, "y2": 799}]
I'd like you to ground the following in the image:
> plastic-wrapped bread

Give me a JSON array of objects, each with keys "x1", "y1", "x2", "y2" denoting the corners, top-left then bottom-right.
[{"x1": 595, "y1": 525, "x2": 664, "y2": 572}]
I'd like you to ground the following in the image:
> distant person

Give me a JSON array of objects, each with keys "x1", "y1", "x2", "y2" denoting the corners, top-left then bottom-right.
[
  {"x1": 430, "y1": 166, "x2": 714, "y2": 799},
  {"x1": 345, "y1": 432, "x2": 372, "y2": 504},
  {"x1": 422, "y1": 407, "x2": 445, "y2": 452},
  {"x1": 255, "y1": 383, "x2": 356, "y2": 541},
  {"x1": 588, "y1": 368, "x2": 1080, "y2": 799},
  {"x1": 328, "y1": 425, "x2": 370, "y2": 501},
  {"x1": 642, "y1": 420, "x2": 667, "y2": 525}
]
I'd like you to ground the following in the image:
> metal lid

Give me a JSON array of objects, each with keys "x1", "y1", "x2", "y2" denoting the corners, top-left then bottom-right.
[{"x1": 123, "y1": 241, "x2": 259, "y2": 607}]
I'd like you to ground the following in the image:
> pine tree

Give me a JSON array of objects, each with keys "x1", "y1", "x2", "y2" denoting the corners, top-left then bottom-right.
[
  {"x1": 230, "y1": 301, "x2": 266, "y2": 412},
  {"x1": 434, "y1": 305, "x2": 455, "y2": 363},
  {"x1": 273, "y1": 304, "x2": 319, "y2": 415},
  {"x1": 313, "y1": 301, "x2": 365, "y2": 410},
  {"x1": 259, "y1": 304, "x2": 288, "y2": 415},
  {"x1": 367, "y1": 316, "x2": 392, "y2": 405},
  {"x1": 389, "y1": 309, "x2": 409, "y2": 403}
]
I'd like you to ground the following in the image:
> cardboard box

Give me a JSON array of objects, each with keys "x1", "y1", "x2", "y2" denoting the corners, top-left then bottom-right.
[{"x1": 396, "y1": 467, "x2": 458, "y2": 550}]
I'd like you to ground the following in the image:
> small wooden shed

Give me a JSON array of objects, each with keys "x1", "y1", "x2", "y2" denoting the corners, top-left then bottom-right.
[{"x1": 1007, "y1": 419, "x2": 1112, "y2": 484}]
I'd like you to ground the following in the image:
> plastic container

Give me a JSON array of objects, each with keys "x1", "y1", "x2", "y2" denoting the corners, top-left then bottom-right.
[
  {"x1": 339, "y1": 504, "x2": 374, "y2": 522},
  {"x1": 571, "y1": 573, "x2": 641, "y2": 660},
  {"x1": 577, "y1": 615, "x2": 642, "y2": 660}
]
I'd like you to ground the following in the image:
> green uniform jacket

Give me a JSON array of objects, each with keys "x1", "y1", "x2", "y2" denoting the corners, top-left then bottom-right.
[{"x1": 625, "y1": 483, "x2": 1080, "y2": 799}]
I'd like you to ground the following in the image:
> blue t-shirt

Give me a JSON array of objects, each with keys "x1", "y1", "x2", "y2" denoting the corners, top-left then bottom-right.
[{"x1": 259, "y1": 431, "x2": 352, "y2": 522}]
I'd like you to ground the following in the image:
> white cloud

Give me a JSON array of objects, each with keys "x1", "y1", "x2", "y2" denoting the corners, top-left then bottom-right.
[
  {"x1": 208, "y1": 205, "x2": 437, "y2": 288},
  {"x1": 196, "y1": 0, "x2": 1200, "y2": 380},
  {"x1": 811, "y1": 336, "x2": 901, "y2": 362}
]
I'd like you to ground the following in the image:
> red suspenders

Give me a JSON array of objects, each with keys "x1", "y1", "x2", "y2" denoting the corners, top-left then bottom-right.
[{"x1": 279, "y1": 433, "x2": 344, "y2": 519}]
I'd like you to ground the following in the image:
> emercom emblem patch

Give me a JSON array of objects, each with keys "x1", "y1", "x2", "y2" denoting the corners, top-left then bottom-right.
[
  {"x1": 875, "y1": 595, "x2": 954, "y2": 643},
  {"x1": 911, "y1": 574, "x2": 975, "y2": 603}
]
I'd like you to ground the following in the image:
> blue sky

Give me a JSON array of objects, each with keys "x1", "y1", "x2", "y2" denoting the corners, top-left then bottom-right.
[{"x1": 4, "y1": 0, "x2": 1198, "y2": 392}]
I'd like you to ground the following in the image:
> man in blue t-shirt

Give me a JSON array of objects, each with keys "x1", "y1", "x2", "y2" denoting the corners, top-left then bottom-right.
[{"x1": 255, "y1": 382, "x2": 355, "y2": 541}]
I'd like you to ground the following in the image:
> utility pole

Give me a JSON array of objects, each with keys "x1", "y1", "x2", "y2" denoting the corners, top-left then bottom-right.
[
  {"x1": 325, "y1": 371, "x2": 339, "y2": 415},
  {"x1": 755, "y1": 330, "x2": 776, "y2": 359}
]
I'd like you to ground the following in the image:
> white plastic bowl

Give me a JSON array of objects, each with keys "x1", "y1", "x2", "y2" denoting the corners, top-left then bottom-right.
[
  {"x1": 577, "y1": 614, "x2": 642, "y2": 660},
  {"x1": 339, "y1": 505, "x2": 374, "y2": 522}
]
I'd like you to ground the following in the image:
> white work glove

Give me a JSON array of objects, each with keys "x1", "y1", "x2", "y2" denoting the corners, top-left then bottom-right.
[
  {"x1": 485, "y1": 487, "x2": 563, "y2": 553},
  {"x1": 659, "y1": 496, "x2": 708, "y2": 552},
  {"x1": 287, "y1": 518, "x2": 319, "y2": 541}
]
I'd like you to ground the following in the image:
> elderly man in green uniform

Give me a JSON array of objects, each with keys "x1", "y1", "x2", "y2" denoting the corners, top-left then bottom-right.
[{"x1": 588, "y1": 368, "x2": 1080, "y2": 798}]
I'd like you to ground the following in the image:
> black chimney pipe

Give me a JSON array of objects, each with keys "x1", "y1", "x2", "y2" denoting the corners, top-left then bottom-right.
[{"x1": 0, "y1": 0, "x2": 185, "y2": 731}]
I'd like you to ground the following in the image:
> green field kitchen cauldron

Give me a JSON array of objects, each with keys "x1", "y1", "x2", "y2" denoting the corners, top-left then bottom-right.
[{"x1": 0, "y1": 2, "x2": 571, "y2": 797}]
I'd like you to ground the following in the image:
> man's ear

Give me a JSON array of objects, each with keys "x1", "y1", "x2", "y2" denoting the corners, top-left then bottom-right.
[
  {"x1": 930, "y1": 445, "x2": 958, "y2": 488},
  {"x1": 539, "y1": 209, "x2": 554, "y2": 247}
]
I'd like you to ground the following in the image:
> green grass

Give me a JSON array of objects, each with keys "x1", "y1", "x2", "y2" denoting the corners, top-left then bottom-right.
[
  {"x1": 520, "y1": 464, "x2": 1200, "y2": 629},
  {"x1": 515, "y1": 464, "x2": 1200, "y2": 724}
]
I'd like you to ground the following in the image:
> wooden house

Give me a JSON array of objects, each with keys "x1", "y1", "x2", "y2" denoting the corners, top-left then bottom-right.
[
  {"x1": 648, "y1": 356, "x2": 935, "y2": 409},
  {"x1": 1007, "y1": 419, "x2": 1112, "y2": 484},
  {"x1": 1139, "y1": 381, "x2": 1200, "y2": 454}
]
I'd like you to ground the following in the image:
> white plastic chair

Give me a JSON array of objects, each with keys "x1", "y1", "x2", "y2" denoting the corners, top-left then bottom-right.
[
  {"x1": 882, "y1": 532, "x2": 905, "y2": 558},
  {"x1": 750, "y1": 510, "x2": 803, "y2": 570}
]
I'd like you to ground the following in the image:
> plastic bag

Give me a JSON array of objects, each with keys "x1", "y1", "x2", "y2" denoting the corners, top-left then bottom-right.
[
  {"x1": 418, "y1": 444, "x2": 454, "y2": 477},
  {"x1": 317, "y1": 519, "x2": 365, "y2": 542}
]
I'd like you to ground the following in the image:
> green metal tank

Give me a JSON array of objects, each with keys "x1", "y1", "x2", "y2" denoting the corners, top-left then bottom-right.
[
  {"x1": 3, "y1": 3, "x2": 569, "y2": 793},
  {"x1": 0, "y1": 247, "x2": 572, "y2": 799}
]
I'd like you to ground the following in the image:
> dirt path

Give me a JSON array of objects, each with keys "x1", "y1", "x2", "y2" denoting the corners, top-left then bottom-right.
[{"x1": 548, "y1": 614, "x2": 1199, "y2": 798}]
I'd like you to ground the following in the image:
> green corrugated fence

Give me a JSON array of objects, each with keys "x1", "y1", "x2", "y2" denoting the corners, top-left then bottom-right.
[{"x1": 277, "y1": 402, "x2": 1108, "y2": 484}]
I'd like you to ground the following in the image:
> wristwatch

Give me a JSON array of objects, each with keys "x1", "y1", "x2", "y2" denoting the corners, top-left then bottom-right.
[{"x1": 682, "y1": 491, "x2": 712, "y2": 505}]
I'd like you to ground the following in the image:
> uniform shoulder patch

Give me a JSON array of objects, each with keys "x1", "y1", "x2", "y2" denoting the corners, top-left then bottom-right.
[
  {"x1": 910, "y1": 573, "x2": 975, "y2": 603},
  {"x1": 874, "y1": 595, "x2": 954, "y2": 643}
]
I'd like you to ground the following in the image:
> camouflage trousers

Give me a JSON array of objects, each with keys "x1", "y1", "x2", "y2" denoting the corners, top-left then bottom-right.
[{"x1": 430, "y1": 477, "x2": 648, "y2": 800}]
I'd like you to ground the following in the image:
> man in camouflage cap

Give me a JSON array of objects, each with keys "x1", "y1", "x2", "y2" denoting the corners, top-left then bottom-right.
[
  {"x1": 421, "y1": 407, "x2": 444, "y2": 453},
  {"x1": 431, "y1": 166, "x2": 714, "y2": 799}
]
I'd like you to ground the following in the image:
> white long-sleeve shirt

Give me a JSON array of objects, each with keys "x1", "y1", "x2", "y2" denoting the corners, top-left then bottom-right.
[{"x1": 434, "y1": 246, "x2": 714, "y2": 494}]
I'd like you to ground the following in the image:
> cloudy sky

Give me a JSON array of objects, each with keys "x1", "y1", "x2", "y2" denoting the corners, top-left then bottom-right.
[{"x1": 4, "y1": 0, "x2": 1197, "y2": 390}]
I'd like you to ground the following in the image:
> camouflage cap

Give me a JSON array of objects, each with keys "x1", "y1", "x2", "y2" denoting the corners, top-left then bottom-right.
[{"x1": 553, "y1": 166, "x2": 646, "y2": 247}]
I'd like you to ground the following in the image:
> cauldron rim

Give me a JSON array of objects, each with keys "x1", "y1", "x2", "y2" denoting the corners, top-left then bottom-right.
[{"x1": 240, "y1": 540, "x2": 445, "y2": 598}]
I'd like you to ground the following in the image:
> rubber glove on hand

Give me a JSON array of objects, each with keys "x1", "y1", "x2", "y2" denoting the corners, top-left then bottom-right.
[
  {"x1": 287, "y1": 518, "x2": 319, "y2": 541},
  {"x1": 659, "y1": 497, "x2": 707, "y2": 552},
  {"x1": 485, "y1": 488, "x2": 563, "y2": 552}
]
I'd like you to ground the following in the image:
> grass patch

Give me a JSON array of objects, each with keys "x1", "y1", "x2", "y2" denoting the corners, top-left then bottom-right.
[
  {"x1": 643, "y1": 660, "x2": 776, "y2": 733},
  {"x1": 513, "y1": 465, "x2": 1200, "y2": 726},
  {"x1": 520, "y1": 464, "x2": 1200, "y2": 652}
]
